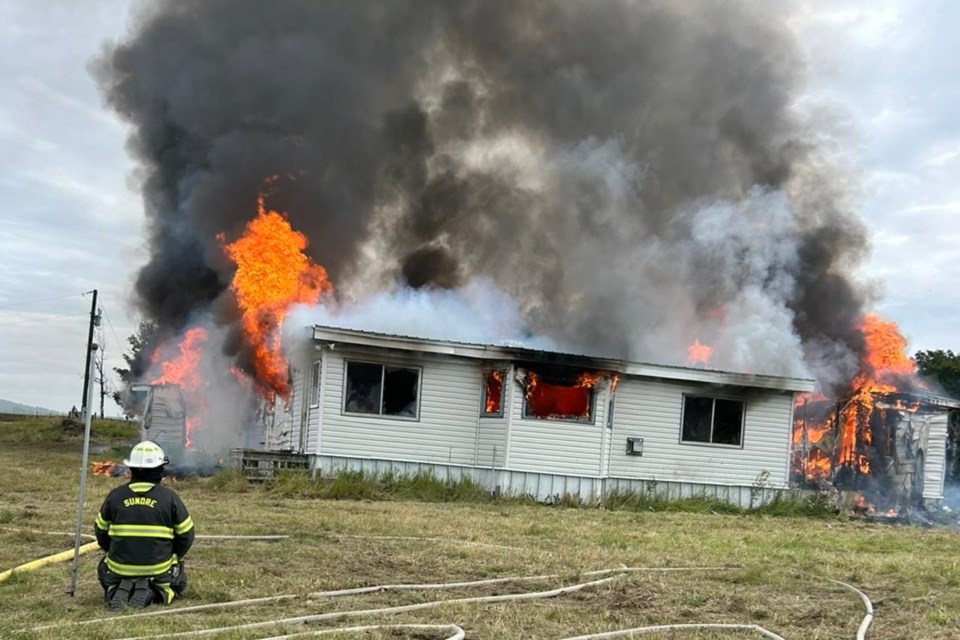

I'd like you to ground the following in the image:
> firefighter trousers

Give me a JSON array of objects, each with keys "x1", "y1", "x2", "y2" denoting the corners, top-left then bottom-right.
[{"x1": 97, "y1": 556, "x2": 187, "y2": 606}]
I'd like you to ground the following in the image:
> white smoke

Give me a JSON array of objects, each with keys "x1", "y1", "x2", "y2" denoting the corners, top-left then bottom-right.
[
  {"x1": 679, "y1": 188, "x2": 810, "y2": 377},
  {"x1": 140, "y1": 315, "x2": 259, "y2": 457},
  {"x1": 286, "y1": 277, "x2": 558, "y2": 351}
]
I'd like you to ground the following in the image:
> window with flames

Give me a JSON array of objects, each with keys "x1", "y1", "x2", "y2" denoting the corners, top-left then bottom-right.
[
  {"x1": 522, "y1": 369, "x2": 602, "y2": 424},
  {"x1": 481, "y1": 370, "x2": 506, "y2": 418}
]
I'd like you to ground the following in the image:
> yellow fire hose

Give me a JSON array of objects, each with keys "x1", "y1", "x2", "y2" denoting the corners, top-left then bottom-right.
[{"x1": 0, "y1": 541, "x2": 100, "y2": 584}]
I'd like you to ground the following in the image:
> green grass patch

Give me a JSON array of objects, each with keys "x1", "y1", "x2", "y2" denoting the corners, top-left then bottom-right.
[
  {"x1": 602, "y1": 490, "x2": 742, "y2": 515},
  {"x1": 0, "y1": 415, "x2": 138, "y2": 444},
  {"x1": 748, "y1": 493, "x2": 839, "y2": 518},
  {"x1": 265, "y1": 470, "x2": 493, "y2": 503}
]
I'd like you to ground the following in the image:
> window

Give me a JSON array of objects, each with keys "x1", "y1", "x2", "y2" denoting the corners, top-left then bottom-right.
[
  {"x1": 310, "y1": 361, "x2": 322, "y2": 407},
  {"x1": 481, "y1": 370, "x2": 505, "y2": 417},
  {"x1": 344, "y1": 361, "x2": 420, "y2": 418},
  {"x1": 523, "y1": 371, "x2": 595, "y2": 423},
  {"x1": 681, "y1": 395, "x2": 744, "y2": 446}
]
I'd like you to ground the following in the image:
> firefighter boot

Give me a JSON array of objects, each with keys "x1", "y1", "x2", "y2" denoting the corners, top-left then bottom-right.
[
  {"x1": 108, "y1": 579, "x2": 135, "y2": 610},
  {"x1": 128, "y1": 578, "x2": 154, "y2": 609}
]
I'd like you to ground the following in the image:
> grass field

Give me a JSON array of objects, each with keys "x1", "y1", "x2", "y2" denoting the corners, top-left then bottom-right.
[{"x1": 2, "y1": 415, "x2": 959, "y2": 639}]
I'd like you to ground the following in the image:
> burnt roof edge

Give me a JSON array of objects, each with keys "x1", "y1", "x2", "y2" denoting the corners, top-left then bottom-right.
[{"x1": 310, "y1": 325, "x2": 816, "y2": 393}]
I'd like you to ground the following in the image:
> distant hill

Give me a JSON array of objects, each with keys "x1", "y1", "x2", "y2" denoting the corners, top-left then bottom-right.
[{"x1": 0, "y1": 398, "x2": 60, "y2": 416}]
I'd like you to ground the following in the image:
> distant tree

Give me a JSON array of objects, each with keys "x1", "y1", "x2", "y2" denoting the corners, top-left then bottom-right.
[
  {"x1": 915, "y1": 349, "x2": 960, "y2": 482},
  {"x1": 94, "y1": 321, "x2": 112, "y2": 419},
  {"x1": 113, "y1": 318, "x2": 159, "y2": 418},
  {"x1": 915, "y1": 350, "x2": 960, "y2": 399}
]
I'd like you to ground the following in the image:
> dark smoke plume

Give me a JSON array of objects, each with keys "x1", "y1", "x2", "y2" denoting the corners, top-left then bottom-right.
[{"x1": 95, "y1": 0, "x2": 872, "y2": 390}]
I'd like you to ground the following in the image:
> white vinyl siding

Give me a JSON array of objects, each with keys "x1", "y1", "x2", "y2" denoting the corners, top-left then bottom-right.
[
  {"x1": 506, "y1": 377, "x2": 608, "y2": 477},
  {"x1": 608, "y1": 377, "x2": 793, "y2": 487},
  {"x1": 319, "y1": 348, "x2": 481, "y2": 464}
]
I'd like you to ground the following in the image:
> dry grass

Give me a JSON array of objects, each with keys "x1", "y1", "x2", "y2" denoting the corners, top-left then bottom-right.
[{"x1": 1, "y1": 417, "x2": 959, "y2": 639}]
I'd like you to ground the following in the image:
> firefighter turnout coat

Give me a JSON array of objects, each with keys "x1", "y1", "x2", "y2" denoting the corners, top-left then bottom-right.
[{"x1": 94, "y1": 481, "x2": 195, "y2": 577}]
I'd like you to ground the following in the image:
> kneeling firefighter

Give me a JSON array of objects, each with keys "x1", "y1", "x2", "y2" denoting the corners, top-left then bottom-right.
[{"x1": 94, "y1": 441, "x2": 195, "y2": 609}]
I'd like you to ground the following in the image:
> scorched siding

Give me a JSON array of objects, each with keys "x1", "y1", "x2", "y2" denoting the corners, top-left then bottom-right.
[
  {"x1": 505, "y1": 380, "x2": 608, "y2": 477},
  {"x1": 318, "y1": 347, "x2": 481, "y2": 465},
  {"x1": 608, "y1": 377, "x2": 793, "y2": 488}
]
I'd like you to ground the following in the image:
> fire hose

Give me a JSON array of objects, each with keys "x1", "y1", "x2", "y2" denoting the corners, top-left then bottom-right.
[
  {"x1": 0, "y1": 529, "x2": 290, "y2": 586},
  {"x1": 111, "y1": 569, "x2": 870, "y2": 640},
  {"x1": 0, "y1": 541, "x2": 100, "y2": 585},
  {"x1": 8, "y1": 531, "x2": 874, "y2": 640},
  {"x1": 26, "y1": 564, "x2": 874, "y2": 640}
]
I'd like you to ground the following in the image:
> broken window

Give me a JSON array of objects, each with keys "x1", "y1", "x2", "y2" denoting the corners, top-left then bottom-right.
[
  {"x1": 481, "y1": 370, "x2": 505, "y2": 417},
  {"x1": 344, "y1": 361, "x2": 420, "y2": 418},
  {"x1": 681, "y1": 395, "x2": 744, "y2": 446},
  {"x1": 310, "y1": 361, "x2": 322, "y2": 407},
  {"x1": 522, "y1": 370, "x2": 596, "y2": 423}
]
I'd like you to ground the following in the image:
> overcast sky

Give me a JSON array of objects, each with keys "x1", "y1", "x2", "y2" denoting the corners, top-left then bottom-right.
[{"x1": 1, "y1": 0, "x2": 958, "y2": 413}]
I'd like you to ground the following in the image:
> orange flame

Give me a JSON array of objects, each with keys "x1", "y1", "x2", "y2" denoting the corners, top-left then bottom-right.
[
  {"x1": 836, "y1": 315, "x2": 915, "y2": 467},
  {"x1": 609, "y1": 373, "x2": 620, "y2": 394},
  {"x1": 152, "y1": 328, "x2": 208, "y2": 389},
  {"x1": 483, "y1": 370, "x2": 504, "y2": 414},
  {"x1": 576, "y1": 371, "x2": 605, "y2": 388},
  {"x1": 793, "y1": 314, "x2": 918, "y2": 484},
  {"x1": 687, "y1": 340, "x2": 713, "y2": 367},
  {"x1": 92, "y1": 461, "x2": 118, "y2": 477},
  {"x1": 860, "y1": 314, "x2": 915, "y2": 380},
  {"x1": 150, "y1": 327, "x2": 209, "y2": 448},
  {"x1": 804, "y1": 448, "x2": 832, "y2": 481},
  {"x1": 222, "y1": 195, "x2": 332, "y2": 400}
]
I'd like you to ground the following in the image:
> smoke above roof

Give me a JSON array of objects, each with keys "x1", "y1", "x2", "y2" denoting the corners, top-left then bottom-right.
[{"x1": 94, "y1": 0, "x2": 873, "y2": 390}]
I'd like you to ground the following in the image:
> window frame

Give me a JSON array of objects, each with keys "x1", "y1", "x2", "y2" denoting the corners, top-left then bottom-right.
[
  {"x1": 310, "y1": 360, "x2": 322, "y2": 408},
  {"x1": 479, "y1": 369, "x2": 507, "y2": 419},
  {"x1": 679, "y1": 394, "x2": 745, "y2": 448},
  {"x1": 341, "y1": 359, "x2": 422, "y2": 421}
]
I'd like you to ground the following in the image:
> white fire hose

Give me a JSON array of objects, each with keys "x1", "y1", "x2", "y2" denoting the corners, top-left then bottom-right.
[
  {"x1": 8, "y1": 530, "x2": 874, "y2": 640},
  {"x1": 24, "y1": 563, "x2": 874, "y2": 640}
]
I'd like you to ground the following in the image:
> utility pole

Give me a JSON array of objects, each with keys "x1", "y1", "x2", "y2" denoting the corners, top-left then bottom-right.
[
  {"x1": 69, "y1": 343, "x2": 97, "y2": 597},
  {"x1": 80, "y1": 290, "x2": 99, "y2": 421}
]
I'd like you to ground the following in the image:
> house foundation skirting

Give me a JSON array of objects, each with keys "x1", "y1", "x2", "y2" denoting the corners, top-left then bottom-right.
[{"x1": 310, "y1": 454, "x2": 790, "y2": 509}]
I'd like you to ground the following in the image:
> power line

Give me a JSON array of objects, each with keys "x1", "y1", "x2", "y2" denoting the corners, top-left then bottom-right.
[
  {"x1": 0, "y1": 291, "x2": 88, "y2": 310},
  {"x1": 0, "y1": 313, "x2": 89, "y2": 328},
  {"x1": 100, "y1": 307, "x2": 127, "y2": 354}
]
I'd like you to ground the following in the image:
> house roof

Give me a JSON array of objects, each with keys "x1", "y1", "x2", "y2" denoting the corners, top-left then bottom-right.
[{"x1": 310, "y1": 325, "x2": 817, "y2": 393}]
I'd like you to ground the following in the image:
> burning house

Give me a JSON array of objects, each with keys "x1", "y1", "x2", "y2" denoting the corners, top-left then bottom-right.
[
  {"x1": 794, "y1": 391, "x2": 959, "y2": 509},
  {"x1": 252, "y1": 325, "x2": 815, "y2": 507},
  {"x1": 93, "y1": 3, "x2": 959, "y2": 511},
  {"x1": 788, "y1": 315, "x2": 960, "y2": 511}
]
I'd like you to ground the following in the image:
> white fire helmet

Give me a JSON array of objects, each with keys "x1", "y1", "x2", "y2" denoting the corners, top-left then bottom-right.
[{"x1": 123, "y1": 441, "x2": 169, "y2": 469}]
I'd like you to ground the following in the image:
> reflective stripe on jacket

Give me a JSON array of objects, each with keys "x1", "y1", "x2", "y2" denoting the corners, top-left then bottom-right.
[{"x1": 94, "y1": 481, "x2": 194, "y2": 577}]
